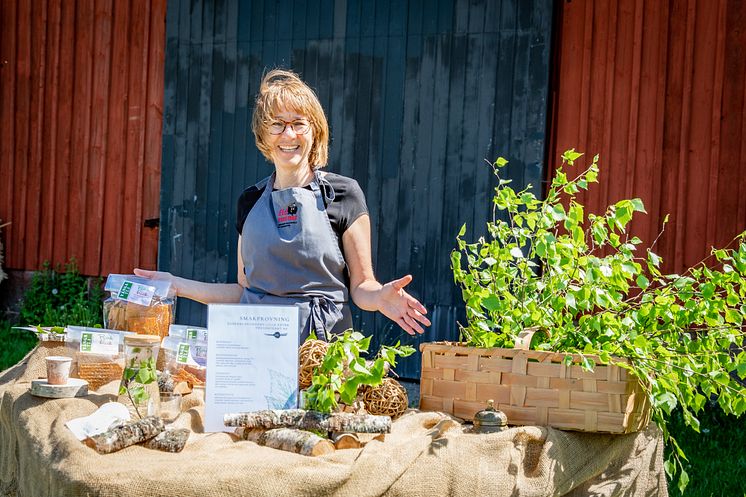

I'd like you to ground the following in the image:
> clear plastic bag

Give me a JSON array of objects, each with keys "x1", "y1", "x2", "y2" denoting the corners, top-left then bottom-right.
[
  {"x1": 103, "y1": 274, "x2": 176, "y2": 338},
  {"x1": 159, "y1": 335, "x2": 207, "y2": 390},
  {"x1": 65, "y1": 326, "x2": 132, "y2": 390}
]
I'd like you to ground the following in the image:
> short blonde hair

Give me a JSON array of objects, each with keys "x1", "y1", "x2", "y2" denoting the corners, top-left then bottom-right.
[{"x1": 251, "y1": 69, "x2": 329, "y2": 168}]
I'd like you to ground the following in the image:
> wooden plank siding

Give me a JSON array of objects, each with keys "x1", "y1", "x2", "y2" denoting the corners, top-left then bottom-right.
[
  {"x1": 0, "y1": 0, "x2": 167, "y2": 276},
  {"x1": 548, "y1": 0, "x2": 746, "y2": 274},
  {"x1": 160, "y1": 0, "x2": 554, "y2": 378}
]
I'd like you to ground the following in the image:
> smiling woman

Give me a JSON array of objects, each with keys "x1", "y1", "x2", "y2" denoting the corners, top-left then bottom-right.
[{"x1": 135, "y1": 69, "x2": 430, "y2": 342}]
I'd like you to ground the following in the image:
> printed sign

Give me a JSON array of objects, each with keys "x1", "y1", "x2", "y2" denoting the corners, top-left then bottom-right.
[{"x1": 204, "y1": 304, "x2": 300, "y2": 432}]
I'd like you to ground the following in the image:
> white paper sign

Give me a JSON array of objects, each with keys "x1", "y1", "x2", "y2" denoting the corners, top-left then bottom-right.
[{"x1": 204, "y1": 304, "x2": 300, "y2": 432}]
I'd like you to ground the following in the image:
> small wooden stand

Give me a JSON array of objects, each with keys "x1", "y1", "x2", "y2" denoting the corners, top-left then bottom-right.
[{"x1": 30, "y1": 378, "x2": 89, "y2": 398}]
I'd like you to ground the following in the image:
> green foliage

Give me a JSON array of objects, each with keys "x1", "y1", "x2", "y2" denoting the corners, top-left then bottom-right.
[
  {"x1": 451, "y1": 151, "x2": 746, "y2": 492},
  {"x1": 303, "y1": 330, "x2": 415, "y2": 414},
  {"x1": 118, "y1": 356, "x2": 158, "y2": 419},
  {"x1": 19, "y1": 260, "x2": 104, "y2": 327}
]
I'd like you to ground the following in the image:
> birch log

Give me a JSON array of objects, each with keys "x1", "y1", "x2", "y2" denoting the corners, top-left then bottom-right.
[
  {"x1": 332, "y1": 432, "x2": 386, "y2": 449},
  {"x1": 237, "y1": 427, "x2": 335, "y2": 456},
  {"x1": 224, "y1": 409, "x2": 391, "y2": 434},
  {"x1": 144, "y1": 428, "x2": 190, "y2": 453},
  {"x1": 85, "y1": 416, "x2": 164, "y2": 454},
  {"x1": 332, "y1": 432, "x2": 361, "y2": 449}
]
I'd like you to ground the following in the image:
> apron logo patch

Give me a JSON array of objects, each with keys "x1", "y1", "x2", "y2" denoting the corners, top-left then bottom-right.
[{"x1": 277, "y1": 203, "x2": 299, "y2": 226}]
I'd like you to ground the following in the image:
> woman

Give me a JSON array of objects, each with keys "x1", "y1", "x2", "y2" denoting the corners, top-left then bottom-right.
[{"x1": 136, "y1": 69, "x2": 430, "y2": 341}]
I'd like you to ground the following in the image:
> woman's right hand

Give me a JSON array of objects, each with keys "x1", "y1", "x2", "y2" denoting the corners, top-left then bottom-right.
[{"x1": 133, "y1": 268, "x2": 180, "y2": 295}]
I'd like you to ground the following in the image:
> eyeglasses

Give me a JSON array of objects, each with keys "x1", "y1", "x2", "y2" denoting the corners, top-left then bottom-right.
[{"x1": 268, "y1": 119, "x2": 311, "y2": 135}]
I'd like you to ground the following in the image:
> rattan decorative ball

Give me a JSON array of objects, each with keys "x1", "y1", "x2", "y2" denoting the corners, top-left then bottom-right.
[
  {"x1": 298, "y1": 339, "x2": 328, "y2": 389},
  {"x1": 361, "y1": 378, "x2": 408, "y2": 418}
]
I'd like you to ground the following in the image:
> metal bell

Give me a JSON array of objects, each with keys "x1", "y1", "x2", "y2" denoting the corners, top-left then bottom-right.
[{"x1": 472, "y1": 400, "x2": 508, "y2": 434}]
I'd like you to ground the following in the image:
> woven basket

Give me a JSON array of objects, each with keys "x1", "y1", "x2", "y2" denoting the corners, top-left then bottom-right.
[{"x1": 419, "y1": 341, "x2": 651, "y2": 434}]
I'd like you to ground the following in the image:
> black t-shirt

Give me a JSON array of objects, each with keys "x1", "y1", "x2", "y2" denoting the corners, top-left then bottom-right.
[{"x1": 235, "y1": 172, "x2": 369, "y2": 249}]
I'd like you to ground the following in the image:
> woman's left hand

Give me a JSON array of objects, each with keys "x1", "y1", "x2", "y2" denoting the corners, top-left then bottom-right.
[{"x1": 378, "y1": 275, "x2": 431, "y2": 335}]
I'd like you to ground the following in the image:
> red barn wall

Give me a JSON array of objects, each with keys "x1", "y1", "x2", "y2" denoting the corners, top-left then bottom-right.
[
  {"x1": 548, "y1": 0, "x2": 746, "y2": 273},
  {"x1": 0, "y1": 0, "x2": 167, "y2": 277}
]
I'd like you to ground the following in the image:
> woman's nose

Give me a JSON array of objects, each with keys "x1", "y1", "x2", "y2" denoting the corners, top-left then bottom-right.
[{"x1": 281, "y1": 124, "x2": 298, "y2": 137}]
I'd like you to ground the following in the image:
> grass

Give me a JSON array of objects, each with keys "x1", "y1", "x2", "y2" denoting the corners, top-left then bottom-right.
[
  {"x1": 0, "y1": 320, "x2": 38, "y2": 371},
  {"x1": 666, "y1": 406, "x2": 746, "y2": 497}
]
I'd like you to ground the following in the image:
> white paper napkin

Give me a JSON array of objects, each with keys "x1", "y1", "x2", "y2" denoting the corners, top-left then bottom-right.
[{"x1": 65, "y1": 402, "x2": 131, "y2": 440}]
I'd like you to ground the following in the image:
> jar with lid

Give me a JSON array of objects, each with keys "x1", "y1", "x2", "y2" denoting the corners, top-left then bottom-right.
[
  {"x1": 117, "y1": 334, "x2": 161, "y2": 419},
  {"x1": 472, "y1": 400, "x2": 508, "y2": 434}
]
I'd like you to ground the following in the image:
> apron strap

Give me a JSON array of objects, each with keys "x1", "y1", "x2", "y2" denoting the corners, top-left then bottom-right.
[
  {"x1": 311, "y1": 170, "x2": 336, "y2": 208},
  {"x1": 307, "y1": 296, "x2": 344, "y2": 342}
]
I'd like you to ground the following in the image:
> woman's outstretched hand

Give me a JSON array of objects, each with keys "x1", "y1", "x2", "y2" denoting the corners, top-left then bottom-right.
[
  {"x1": 378, "y1": 275, "x2": 431, "y2": 335},
  {"x1": 133, "y1": 268, "x2": 179, "y2": 293}
]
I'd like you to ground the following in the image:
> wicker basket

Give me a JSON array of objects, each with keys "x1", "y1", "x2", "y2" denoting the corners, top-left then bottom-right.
[{"x1": 419, "y1": 341, "x2": 651, "y2": 434}]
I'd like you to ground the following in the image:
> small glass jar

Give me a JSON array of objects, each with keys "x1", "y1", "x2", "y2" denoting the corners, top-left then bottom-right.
[{"x1": 117, "y1": 334, "x2": 161, "y2": 419}]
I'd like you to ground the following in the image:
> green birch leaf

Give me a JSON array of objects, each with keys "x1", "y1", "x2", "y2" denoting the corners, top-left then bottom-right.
[{"x1": 678, "y1": 469, "x2": 690, "y2": 494}]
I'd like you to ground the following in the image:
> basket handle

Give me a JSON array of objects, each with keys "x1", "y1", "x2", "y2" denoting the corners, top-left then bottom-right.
[{"x1": 514, "y1": 328, "x2": 538, "y2": 350}]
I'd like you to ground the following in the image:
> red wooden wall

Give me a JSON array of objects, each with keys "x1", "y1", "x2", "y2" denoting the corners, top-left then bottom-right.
[
  {"x1": 548, "y1": 0, "x2": 746, "y2": 273},
  {"x1": 0, "y1": 0, "x2": 167, "y2": 277}
]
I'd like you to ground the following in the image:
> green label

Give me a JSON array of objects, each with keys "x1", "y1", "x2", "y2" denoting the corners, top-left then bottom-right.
[
  {"x1": 81, "y1": 332, "x2": 93, "y2": 352},
  {"x1": 187, "y1": 329, "x2": 197, "y2": 340},
  {"x1": 177, "y1": 343, "x2": 190, "y2": 364},
  {"x1": 118, "y1": 281, "x2": 133, "y2": 299}
]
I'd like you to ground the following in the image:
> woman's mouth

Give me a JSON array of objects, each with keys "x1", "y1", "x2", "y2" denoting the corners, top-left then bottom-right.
[{"x1": 278, "y1": 145, "x2": 300, "y2": 152}]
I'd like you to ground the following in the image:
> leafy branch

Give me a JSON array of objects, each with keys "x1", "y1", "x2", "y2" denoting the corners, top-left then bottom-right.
[
  {"x1": 451, "y1": 150, "x2": 746, "y2": 493},
  {"x1": 303, "y1": 330, "x2": 414, "y2": 414}
]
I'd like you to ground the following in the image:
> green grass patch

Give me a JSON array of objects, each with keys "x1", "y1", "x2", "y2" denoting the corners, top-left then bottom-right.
[
  {"x1": 0, "y1": 320, "x2": 38, "y2": 371},
  {"x1": 666, "y1": 406, "x2": 746, "y2": 496}
]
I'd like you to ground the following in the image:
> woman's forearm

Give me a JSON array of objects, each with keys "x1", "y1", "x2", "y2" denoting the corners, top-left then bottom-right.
[
  {"x1": 134, "y1": 268, "x2": 244, "y2": 305},
  {"x1": 173, "y1": 277, "x2": 244, "y2": 304}
]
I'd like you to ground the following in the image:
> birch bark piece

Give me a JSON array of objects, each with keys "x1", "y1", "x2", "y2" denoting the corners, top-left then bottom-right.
[
  {"x1": 85, "y1": 416, "x2": 164, "y2": 454},
  {"x1": 143, "y1": 428, "x2": 190, "y2": 453},
  {"x1": 238, "y1": 427, "x2": 335, "y2": 456},
  {"x1": 30, "y1": 378, "x2": 88, "y2": 398},
  {"x1": 224, "y1": 409, "x2": 391, "y2": 434}
]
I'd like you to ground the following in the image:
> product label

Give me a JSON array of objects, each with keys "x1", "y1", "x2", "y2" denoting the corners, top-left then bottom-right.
[
  {"x1": 80, "y1": 332, "x2": 119, "y2": 355},
  {"x1": 117, "y1": 280, "x2": 156, "y2": 306},
  {"x1": 185, "y1": 328, "x2": 207, "y2": 341},
  {"x1": 177, "y1": 343, "x2": 191, "y2": 364}
]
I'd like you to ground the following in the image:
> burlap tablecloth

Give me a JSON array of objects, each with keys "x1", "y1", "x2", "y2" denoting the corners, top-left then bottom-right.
[{"x1": 0, "y1": 343, "x2": 667, "y2": 497}]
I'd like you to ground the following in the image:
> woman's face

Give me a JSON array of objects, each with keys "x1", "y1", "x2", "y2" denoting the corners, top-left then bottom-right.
[{"x1": 266, "y1": 108, "x2": 314, "y2": 172}]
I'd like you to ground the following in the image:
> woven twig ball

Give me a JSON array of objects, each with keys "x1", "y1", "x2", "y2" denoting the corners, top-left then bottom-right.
[
  {"x1": 298, "y1": 339, "x2": 328, "y2": 389},
  {"x1": 361, "y1": 378, "x2": 408, "y2": 418}
]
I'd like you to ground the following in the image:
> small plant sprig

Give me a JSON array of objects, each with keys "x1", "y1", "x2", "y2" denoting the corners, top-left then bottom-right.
[
  {"x1": 451, "y1": 150, "x2": 746, "y2": 493},
  {"x1": 303, "y1": 330, "x2": 414, "y2": 414},
  {"x1": 118, "y1": 353, "x2": 158, "y2": 419}
]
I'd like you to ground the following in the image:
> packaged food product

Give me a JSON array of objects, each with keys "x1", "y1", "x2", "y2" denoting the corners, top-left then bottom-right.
[
  {"x1": 159, "y1": 335, "x2": 207, "y2": 391},
  {"x1": 103, "y1": 274, "x2": 176, "y2": 338},
  {"x1": 168, "y1": 324, "x2": 208, "y2": 345},
  {"x1": 65, "y1": 326, "x2": 131, "y2": 390}
]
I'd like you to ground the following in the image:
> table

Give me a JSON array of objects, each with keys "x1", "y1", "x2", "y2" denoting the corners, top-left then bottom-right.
[{"x1": 0, "y1": 343, "x2": 668, "y2": 497}]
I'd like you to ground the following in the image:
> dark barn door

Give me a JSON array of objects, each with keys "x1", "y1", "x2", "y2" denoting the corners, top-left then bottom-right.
[{"x1": 160, "y1": 0, "x2": 554, "y2": 379}]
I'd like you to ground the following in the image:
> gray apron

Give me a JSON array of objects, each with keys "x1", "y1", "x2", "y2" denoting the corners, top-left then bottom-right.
[{"x1": 240, "y1": 170, "x2": 353, "y2": 342}]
